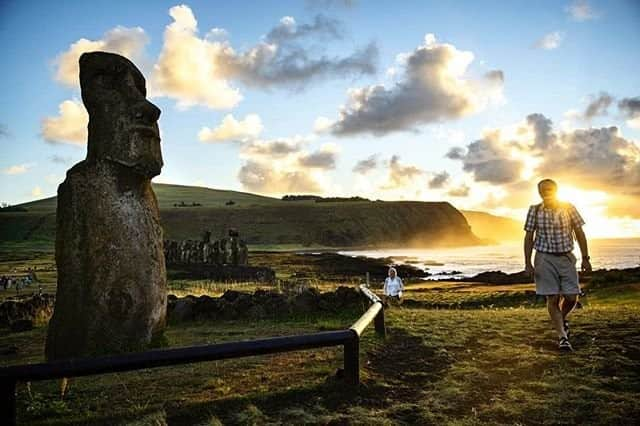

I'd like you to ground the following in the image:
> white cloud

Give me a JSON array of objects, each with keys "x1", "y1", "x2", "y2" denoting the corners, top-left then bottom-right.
[
  {"x1": 236, "y1": 136, "x2": 339, "y2": 195},
  {"x1": 151, "y1": 5, "x2": 242, "y2": 109},
  {"x1": 535, "y1": 31, "x2": 563, "y2": 50},
  {"x1": 446, "y1": 130, "x2": 524, "y2": 184},
  {"x1": 381, "y1": 155, "x2": 424, "y2": 189},
  {"x1": 567, "y1": 0, "x2": 599, "y2": 21},
  {"x1": 618, "y1": 97, "x2": 640, "y2": 129},
  {"x1": 352, "y1": 154, "x2": 379, "y2": 174},
  {"x1": 447, "y1": 114, "x2": 640, "y2": 210},
  {"x1": 41, "y1": 99, "x2": 88, "y2": 145},
  {"x1": 329, "y1": 34, "x2": 504, "y2": 136},
  {"x1": 151, "y1": 5, "x2": 376, "y2": 110},
  {"x1": 206, "y1": 28, "x2": 229, "y2": 41},
  {"x1": 3, "y1": 163, "x2": 34, "y2": 175},
  {"x1": 31, "y1": 186, "x2": 43, "y2": 197},
  {"x1": 313, "y1": 116, "x2": 333, "y2": 133},
  {"x1": 627, "y1": 117, "x2": 640, "y2": 129},
  {"x1": 198, "y1": 113, "x2": 263, "y2": 143},
  {"x1": 54, "y1": 26, "x2": 149, "y2": 87},
  {"x1": 297, "y1": 143, "x2": 339, "y2": 169}
]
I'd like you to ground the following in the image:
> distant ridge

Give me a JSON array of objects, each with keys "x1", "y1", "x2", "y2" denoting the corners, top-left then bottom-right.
[
  {"x1": 1, "y1": 183, "x2": 490, "y2": 249},
  {"x1": 461, "y1": 210, "x2": 523, "y2": 242}
]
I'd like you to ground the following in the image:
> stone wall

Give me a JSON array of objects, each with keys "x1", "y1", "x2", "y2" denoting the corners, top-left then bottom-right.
[{"x1": 167, "y1": 286, "x2": 363, "y2": 322}]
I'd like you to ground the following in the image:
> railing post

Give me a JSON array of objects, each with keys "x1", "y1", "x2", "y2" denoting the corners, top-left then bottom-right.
[
  {"x1": 343, "y1": 332, "x2": 360, "y2": 386},
  {"x1": 374, "y1": 305, "x2": 386, "y2": 338},
  {"x1": 0, "y1": 379, "x2": 16, "y2": 426}
]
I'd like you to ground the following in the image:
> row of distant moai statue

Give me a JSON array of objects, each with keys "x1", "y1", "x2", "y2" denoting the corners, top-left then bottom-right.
[{"x1": 164, "y1": 229, "x2": 248, "y2": 267}]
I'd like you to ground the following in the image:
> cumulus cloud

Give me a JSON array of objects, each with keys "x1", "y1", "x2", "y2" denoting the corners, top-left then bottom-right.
[
  {"x1": 237, "y1": 137, "x2": 339, "y2": 195},
  {"x1": 198, "y1": 113, "x2": 263, "y2": 142},
  {"x1": 618, "y1": 97, "x2": 640, "y2": 129},
  {"x1": 152, "y1": 5, "x2": 377, "y2": 109},
  {"x1": 313, "y1": 116, "x2": 333, "y2": 133},
  {"x1": 537, "y1": 126, "x2": 640, "y2": 190},
  {"x1": 534, "y1": 31, "x2": 563, "y2": 50},
  {"x1": 328, "y1": 34, "x2": 504, "y2": 136},
  {"x1": 3, "y1": 163, "x2": 34, "y2": 175},
  {"x1": 352, "y1": 154, "x2": 379, "y2": 174},
  {"x1": 240, "y1": 137, "x2": 304, "y2": 158},
  {"x1": 448, "y1": 130, "x2": 524, "y2": 184},
  {"x1": 445, "y1": 146, "x2": 466, "y2": 160},
  {"x1": 448, "y1": 113, "x2": 640, "y2": 214},
  {"x1": 152, "y1": 5, "x2": 242, "y2": 109},
  {"x1": 381, "y1": 155, "x2": 424, "y2": 189},
  {"x1": 447, "y1": 184, "x2": 470, "y2": 197},
  {"x1": 265, "y1": 14, "x2": 343, "y2": 43},
  {"x1": 41, "y1": 99, "x2": 88, "y2": 145},
  {"x1": 583, "y1": 92, "x2": 613, "y2": 119},
  {"x1": 54, "y1": 26, "x2": 149, "y2": 87},
  {"x1": 298, "y1": 143, "x2": 339, "y2": 169},
  {"x1": 238, "y1": 160, "x2": 324, "y2": 194},
  {"x1": 526, "y1": 113, "x2": 556, "y2": 149},
  {"x1": 567, "y1": 0, "x2": 599, "y2": 21},
  {"x1": 428, "y1": 171, "x2": 450, "y2": 188}
]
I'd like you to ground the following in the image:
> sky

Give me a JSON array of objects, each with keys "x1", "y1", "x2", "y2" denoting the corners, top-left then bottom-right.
[{"x1": 1, "y1": 0, "x2": 640, "y2": 238}]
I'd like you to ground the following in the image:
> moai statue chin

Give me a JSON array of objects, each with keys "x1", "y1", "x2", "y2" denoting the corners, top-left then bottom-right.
[{"x1": 45, "y1": 52, "x2": 167, "y2": 360}]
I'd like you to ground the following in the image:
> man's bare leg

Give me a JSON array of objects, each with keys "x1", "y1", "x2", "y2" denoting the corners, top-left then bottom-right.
[
  {"x1": 60, "y1": 377, "x2": 69, "y2": 399},
  {"x1": 547, "y1": 295, "x2": 566, "y2": 339},
  {"x1": 560, "y1": 295, "x2": 578, "y2": 320}
]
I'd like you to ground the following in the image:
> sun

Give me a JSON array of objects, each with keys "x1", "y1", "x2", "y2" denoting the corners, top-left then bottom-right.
[{"x1": 556, "y1": 185, "x2": 639, "y2": 238}]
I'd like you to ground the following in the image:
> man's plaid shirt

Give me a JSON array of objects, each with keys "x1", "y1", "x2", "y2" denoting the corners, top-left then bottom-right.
[{"x1": 524, "y1": 202, "x2": 585, "y2": 253}]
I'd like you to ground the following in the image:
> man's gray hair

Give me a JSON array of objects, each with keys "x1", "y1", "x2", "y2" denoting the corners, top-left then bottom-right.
[{"x1": 388, "y1": 267, "x2": 397, "y2": 275}]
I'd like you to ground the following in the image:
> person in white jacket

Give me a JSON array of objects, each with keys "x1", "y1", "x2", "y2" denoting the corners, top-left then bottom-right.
[{"x1": 383, "y1": 267, "x2": 404, "y2": 306}]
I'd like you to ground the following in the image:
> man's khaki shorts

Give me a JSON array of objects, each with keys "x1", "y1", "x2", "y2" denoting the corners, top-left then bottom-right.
[{"x1": 534, "y1": 251, "x2": 580, "y2": 296}]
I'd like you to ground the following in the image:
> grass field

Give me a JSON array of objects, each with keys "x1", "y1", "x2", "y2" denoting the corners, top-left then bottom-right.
[{"x1": 1, "y1": 248, "x2": 639, "y2": 425}]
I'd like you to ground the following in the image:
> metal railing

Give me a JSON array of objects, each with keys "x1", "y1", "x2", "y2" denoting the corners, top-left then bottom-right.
[{"x1": 0, "y1": 284, "x2": 384, "y2": 425}]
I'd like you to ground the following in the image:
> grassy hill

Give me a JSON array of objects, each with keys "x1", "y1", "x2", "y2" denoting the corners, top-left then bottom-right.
[
  {"x1": 1, "y1": 183, "x2": 486, "y2": 249},
  {"x1": 461, "y1": 210, "x2": 523, "y2": 242}
]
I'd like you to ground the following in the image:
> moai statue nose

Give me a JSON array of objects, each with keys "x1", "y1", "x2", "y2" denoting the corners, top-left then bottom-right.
[{"x1": 135, "y1": 100, "x2": 161, "y2": 124}]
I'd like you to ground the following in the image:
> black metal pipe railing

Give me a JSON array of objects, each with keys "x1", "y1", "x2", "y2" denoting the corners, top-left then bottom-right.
[{"x1": 0, "y1": 284, "x2": 385, "y2": 425}]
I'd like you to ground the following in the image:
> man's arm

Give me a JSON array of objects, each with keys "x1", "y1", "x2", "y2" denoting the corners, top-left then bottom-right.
[
  {"x1": 574, "y1": 226, "x2": 592, "y2": 273},
  {"x1": 524, "y1": 231, "x2": 535, "y2": 275},
  {"x1": 569, "y1": 204, "x2": 591, "y2": 273}
]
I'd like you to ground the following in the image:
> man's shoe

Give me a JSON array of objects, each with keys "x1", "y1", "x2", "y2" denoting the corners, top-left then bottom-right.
[
  {"x1": 563, "y1": 320, "x2": 570, "y2": 338},
  {"x1": 559, "y1": 336, "x2": 573, "y2": 351}
]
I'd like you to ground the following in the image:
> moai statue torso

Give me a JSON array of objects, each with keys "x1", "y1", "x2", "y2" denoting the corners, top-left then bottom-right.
[{"x1": 45, "y1": 52, "x2": 167, "y2": 360}]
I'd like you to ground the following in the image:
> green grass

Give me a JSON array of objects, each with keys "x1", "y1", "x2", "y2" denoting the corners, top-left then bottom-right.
[
  {"x1": 1, "y1": 280, "x2": 638, "y2": 424},
  {"x1": 1, "y1": 248, "x2": 638, "y2": 425}
]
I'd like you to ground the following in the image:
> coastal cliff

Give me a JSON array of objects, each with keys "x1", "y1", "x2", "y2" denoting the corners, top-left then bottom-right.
[{"x1": 1, "y1": 184, "x2": 479, "y2": 248}]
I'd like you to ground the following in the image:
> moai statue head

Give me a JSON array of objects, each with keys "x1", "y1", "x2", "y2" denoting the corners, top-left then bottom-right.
[{"x1": 80, "y1": 51, "x2": 163, "y2": 178}]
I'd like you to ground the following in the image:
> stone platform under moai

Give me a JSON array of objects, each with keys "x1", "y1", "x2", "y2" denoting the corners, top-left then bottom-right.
[{"x1": 45, "y1": 52, "x2": 167, "y2": 360}]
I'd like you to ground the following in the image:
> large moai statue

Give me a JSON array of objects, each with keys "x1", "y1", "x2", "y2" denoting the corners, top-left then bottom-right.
[{"x1": 45, "y1": 52, "x2": 167, "y2": 360}]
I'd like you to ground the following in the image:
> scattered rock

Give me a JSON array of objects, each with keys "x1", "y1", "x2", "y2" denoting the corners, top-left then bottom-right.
[{"x1": 0, "y1": 294, "x2": 55, "y2": 327}]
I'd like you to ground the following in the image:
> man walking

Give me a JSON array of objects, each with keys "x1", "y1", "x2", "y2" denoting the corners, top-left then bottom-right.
[{"x1": 524, "y1": 179, "x2": 592, "y2": 351}]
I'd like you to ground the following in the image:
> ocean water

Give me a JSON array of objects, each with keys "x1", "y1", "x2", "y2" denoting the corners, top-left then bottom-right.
[{"x1": 339, "y1": 238, "x2": 640, "y2": 279}]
